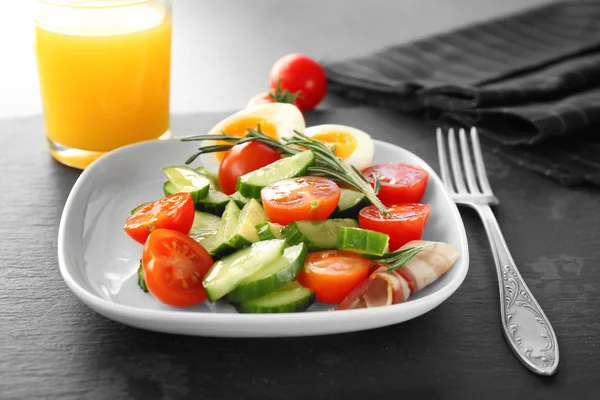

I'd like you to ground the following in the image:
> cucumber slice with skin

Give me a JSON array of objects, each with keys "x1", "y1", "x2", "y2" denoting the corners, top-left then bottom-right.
[
  {"x1": 195, "y1": 166, "x2": 220, "y2": 191},
  {"x1": 236, "y1": 281, "x2": 316, "y2": 314},
  {"x1": 130, "y1": 202, "x2": 152, "y2": 215},
  {"x1": 189, "y1": 211, "x2": 221, "y2": 252},
  {"x1": 227, "y1": 243, "x2": 307, "y2": 303},
  {"x1": 331, "y1": 188, "x2": 368, "y2": 219},
  {"x1": 229, "y1": 191, "x2": 252, "y2": 209},
  {"x1": 209, "y1": 201, "x2": 240, "y2": 258},
  {"x1": 137, "y1": 261, "x2": 148, "y2": 293},
  {"x1": 203, "y1": 239, "x2": 286, "y2": 301},
  {"x1": 162, "y1": 165, "x2": 211, "y2": 202},
  {"x1": 163, "y1": 180, "x2": 177, "y2": 196},
  {"x1": 227, "y1": 199, "x2": 269, "y2": 249},
  {"x1": 236, "y1": 150, "x2": 316, "y2": 199},
  {"x1": 195, "y1": 189, "x2": 230, "y2": 216},
  {"x1": 164, "y1": 180, "x2": 229, "y2": 216},
  {"x1": 337, "y1": 226, "x2": 389, "y2": 256},
  {"x1": 256, "y1": 221, "x2": 284, "y2": 240},
  {"x1": 282, "y1": 219, "x2": 359, "y2": 251}
]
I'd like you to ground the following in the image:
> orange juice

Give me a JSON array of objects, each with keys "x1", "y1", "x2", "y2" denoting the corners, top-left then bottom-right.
[{"x1": 35, "y1": 1, "x2": 172, "y2": 168}]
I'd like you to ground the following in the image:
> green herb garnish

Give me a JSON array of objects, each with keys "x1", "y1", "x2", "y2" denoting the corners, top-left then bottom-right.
[
  {"x1": 363, "y1": 244, "x2": 432, "y2": 272},
  {"x1": 182, "y1": 126, "x2": 388, "y2": 216}
]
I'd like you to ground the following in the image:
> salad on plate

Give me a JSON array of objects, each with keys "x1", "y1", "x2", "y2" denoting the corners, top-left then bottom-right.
[{"x1": 123, "y1": 102, "x2": 460, "y2": 314}]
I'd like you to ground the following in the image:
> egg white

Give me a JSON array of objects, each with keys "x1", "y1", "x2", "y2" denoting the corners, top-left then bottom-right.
[
  {"x1": 304, "y1": 124, "x2": 374, "y2": 170},
  {"x1": 199, "y1": 103, "x2": 306, "y2": 175}
]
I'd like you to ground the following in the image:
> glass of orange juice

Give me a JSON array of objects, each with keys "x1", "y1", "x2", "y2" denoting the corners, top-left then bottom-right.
[{"x1": 34, "y1": 0, "x2": 172, "y2": 169}]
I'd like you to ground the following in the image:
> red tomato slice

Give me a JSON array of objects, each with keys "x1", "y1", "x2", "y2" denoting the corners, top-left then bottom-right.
[
  {"x1": 261, "y1": 176, "x2": 341, "y2": 225},
  {"x1": 359, "y1": 203, "x2": 431, "y2": 251},
  {"x1": 298, "y1": 250, "x2": 371, "y2": 304},
  {"x1": 123, "y1": 192, "x2": 195, "y2": 245},
  {"x1": 362, "y1": 163, "x2": 429, "y2": 205},
  {"x1": 218, "y1": 142, "x2": 281, "y2": 195},
  {"x1": 142, "y1": 229, "x2": 214, "y2": 307}
]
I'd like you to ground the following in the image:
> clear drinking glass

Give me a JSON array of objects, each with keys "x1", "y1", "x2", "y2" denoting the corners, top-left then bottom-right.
[{"x1": 34, "y1": 0, "x2": 172, "y2": 169}]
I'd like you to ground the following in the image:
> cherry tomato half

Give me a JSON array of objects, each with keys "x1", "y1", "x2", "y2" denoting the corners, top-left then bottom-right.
[
  {"x1": 261, "y1": 176, "x2": 341, "y2": 225},
  {"x1": 218, "y1": 142, "x2": 281, "y2": 195},
  {"x1": 298, "y1": 250, "x2": 371, "y2": 304},
  {"x1": 142, "y1": 229, "x2": 214, "y2": 307},
  {"x1": 359, "y1": 203, "x2": 431, "y2": 251},
  {"x1": 362, "y1": 163, "x2": 429, "y2": 206},
  {"x1": 269, "y1": 53, "x2": 327, "y2": 110},
  {"x1": 123, "y1": 192, "x2": 195, "y2": 245}
]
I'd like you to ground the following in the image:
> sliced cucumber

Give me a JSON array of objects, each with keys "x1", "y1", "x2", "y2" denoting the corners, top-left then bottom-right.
[
  {"x1": 195, "y1": 166, "x2": 220, "y2": 191},
  {"x1": 130, "y1": 202, "x2": 151, "y2": 215},
  {"x1": 230, "y1": 191, "x2": 252, "y2": 209},
  {"x1": 203, "y1": 239, "x2": 286, "y2": 301},
  {"x1": 227, "y1": 243, "x2": 307, "y2": 303},
  {"x1": 332, "y1": 188, "x2": 368, "y2": 218},
  {"x1": 236, "y1": 281, "x2": 316, "y2": 314},
  {"x1": 162, "y1": 165, "x2": 210, "y2": 202},
  {"x1": 195, "y1": 189, "x2": 230, "y2": 216},
  {"x1": 163, "y1": 180, "x2": 177, "y2": 196},
  {"x1": 137, "y1": 261, "x2": 148, "y2": 293},
  {"x1": 337, "y1": 226, "x2": 389, "y2": 256},
  {"x1": 256, "y1": 221, "x2": 284, "y2": 240},
  {"x1": 209, "y1": 201, "x2": 240, "y2": 258},
  {"x1": 236, "y1": 150, "x2": 315, "y2": 199},
  {"x1": 282, "y1": 219, "x2": 359, "y2": 251},
  {"x1": 189, "y1": 211, "x2": 221, "y2": 252},
  {"x1": 227, "y1": 199, "x2": 269, "y2": 249}
]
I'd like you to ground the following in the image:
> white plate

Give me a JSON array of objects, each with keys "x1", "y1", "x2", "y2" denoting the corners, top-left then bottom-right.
[{"x1": 58, "y1": 138, "x2": 469, "y2": 337}]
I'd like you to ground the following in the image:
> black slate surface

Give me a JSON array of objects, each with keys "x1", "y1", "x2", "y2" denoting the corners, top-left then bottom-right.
[{"x1": 1, "y1": 108, "x2": 599, "y2": 400}]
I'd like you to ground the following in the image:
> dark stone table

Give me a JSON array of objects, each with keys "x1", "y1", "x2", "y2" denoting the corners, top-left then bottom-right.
[{"x1": 1, "y1": 107, "x2": 599, "y2": 399}]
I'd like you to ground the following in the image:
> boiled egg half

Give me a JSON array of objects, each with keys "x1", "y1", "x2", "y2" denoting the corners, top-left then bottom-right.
[
  {"x1": 304, "y1": 124, "x2": 374, "y2": 170},
  {"x1": 200, "y1": 103, "x2": 305, "y2": 175}
]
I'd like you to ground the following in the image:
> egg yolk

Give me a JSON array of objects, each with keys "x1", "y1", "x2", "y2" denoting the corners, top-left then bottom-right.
[
  {"x1": 216, "y1": 117, "x2": 278, "y2": 161},
  {"x1": 311, "y1": 132, "x2": 357, "y2": 159}
]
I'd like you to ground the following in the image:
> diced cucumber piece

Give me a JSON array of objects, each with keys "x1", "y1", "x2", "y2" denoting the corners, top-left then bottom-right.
[
  {"x1": 195, "y1": 166, "x2": 220, "y2": 191},
  {"x1": 189, "y1": 211, "x2": 221, "y2": 251},
  {"x1": 256, "y1": 221, "x2": 284, "y2": 240},
  {"x1": 282, "y1": 219, "x2": 359, "y2": 251},
  {"x1": 163, "y1": 180, "x2": 177, "y2": 196},
  {"x1": 332, "y1": 188, "x2": 368, "y2": 218},
  {"x1": 227, "y1": 199, "x2": 269, "y2": 249},
  {"x1": 164, "y1": 180, "x2": 229, "y2": 215},
  {"x1": 162, "y1": 165, "x2": 211, "y2": 202},
  {"x1": 227, "y1": 243, "x2": 307, "y2": 303},
  {"x1": 130, "y1": 202, "x2": 151, "y2": 215},
  {"x1": 203, "y1": 239, "x2": 286, "y2": 301},
  {"x1": 236, "y1": 151, "x2": 315, "y2": 199},
  {"x1": 337, "y1": 226, "x2": 389, "y2": 256},
  {"x1": 195, "y1": 189, "x2": 230, "y2": 216},
  {"x1": 137, "y1": 261, "x2": 148, "y2": 293},
  {"x1": 209, "y1": 201, "x2": 240, "y2": 258},
  {"x1": 236, "y1": 281, "x2": 315, "y2": 314},
  {"x1": 230, "y1": 191, "x2": 252, "y2": 209}
]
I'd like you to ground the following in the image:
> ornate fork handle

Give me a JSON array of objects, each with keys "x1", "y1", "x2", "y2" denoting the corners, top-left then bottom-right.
[{"x1": 473, "y1": 204, "x2": 559, "y2": 375}]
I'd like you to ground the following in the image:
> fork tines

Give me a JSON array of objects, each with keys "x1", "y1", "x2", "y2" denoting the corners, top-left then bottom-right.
[{"x1": 436, "y1": 127, "x2": 495, "y2": 199}]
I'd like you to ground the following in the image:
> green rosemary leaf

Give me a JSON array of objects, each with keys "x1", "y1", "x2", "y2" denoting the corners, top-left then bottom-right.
[
  {"x1": 370, "y1": 173, "x2": 380, "y2": 195},
  {"x1": 181, "y1": 134, "x2": 241, "y2": 142}
]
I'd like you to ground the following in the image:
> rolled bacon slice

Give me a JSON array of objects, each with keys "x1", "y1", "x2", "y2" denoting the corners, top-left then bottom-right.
[{"x1": 336, "y1": 240, "x2": 460, "y2": 310}]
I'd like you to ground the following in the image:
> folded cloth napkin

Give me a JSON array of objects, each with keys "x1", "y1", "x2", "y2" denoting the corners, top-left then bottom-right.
[{"x1": 324, "y1": 1, "x2": 600, "y2": 186}]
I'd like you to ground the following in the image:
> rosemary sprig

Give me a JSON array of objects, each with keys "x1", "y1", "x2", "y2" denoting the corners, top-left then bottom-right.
[
  {"x1": 181, "y1": 126, "x2": 389, "y2": 215},
  {"x1": 363, "y1": 244, "x2": 432, "y2": 272}
]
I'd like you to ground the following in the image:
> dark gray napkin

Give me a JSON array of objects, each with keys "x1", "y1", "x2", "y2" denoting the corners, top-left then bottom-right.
[{"x1": 324, "y1": 1, "x2": 600, "y2": 186}]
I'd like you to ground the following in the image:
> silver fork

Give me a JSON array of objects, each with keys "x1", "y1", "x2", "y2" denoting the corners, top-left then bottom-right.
[{"x1": 437, "y1": 127, "x2": 559, "y2": 376}]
